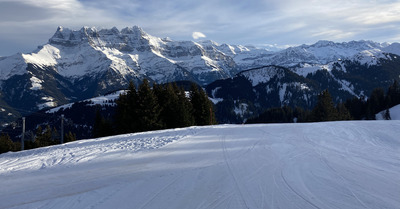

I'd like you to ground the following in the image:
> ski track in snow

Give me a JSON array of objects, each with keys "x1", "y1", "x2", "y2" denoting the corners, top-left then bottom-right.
[{"x1": 1, "y1": 121, "x2": 400, "y2": 209}]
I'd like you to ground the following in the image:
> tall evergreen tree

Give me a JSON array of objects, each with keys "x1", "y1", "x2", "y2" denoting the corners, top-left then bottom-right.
[
  {"x1": 384, "y1": 109, "x2": 391, "y2": 120},
  {"x1": 115, "y1": 81, "x2": 138, "y2": 134},
  {"x1": 153, "y1": 83, "x2": 170, "y2": 129},
  {"x1": 386, "y1": 80, "x2": 400, "y2": 107},
  {"x1": 175, "y1": 84, "x2": 195, "y2": 127},
  {"x1": 64, "y1": 131, "x2": 77, "y2": 143},
  {"x1": 366, "y1": 88, "x2": 385, "y2": 119},
  {"x1": 34, "y1": 125, "x2": 53, "y2": 148},
  {"x1": 345, "y1": 97, "x2": 367, "y2": 120},
  {"x1": 190, "y1": 84, "x2": 216, "y2": 125},
  {"x1": 0, "y1": 133, "x2": 15, "y2": 154},
  {"x1": 136, "y1": 79, "x2": 162, "y2": 132},
  {"x1": 294, "y1": 106, "x2": 311, "y2": 122},
  {"x1": 336, "y1": 103, "x2": 352, "y2": 120},
  {"x1": 311, "y1": 90, "x2": 338, "y2": 122},
  {"x1": 154, "y1": 83, "x2": 195, "y2": 129},
  {"x1": 52, "y1": 127, "x2": 60, "y2": 143},
  {"x1": 93, "y1": 110, "x2": 114, "y2": 138}
]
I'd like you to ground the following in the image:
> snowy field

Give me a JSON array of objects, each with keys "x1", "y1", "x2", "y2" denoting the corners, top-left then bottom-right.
[{"x1": 1, "y1": 121, "x2": 399, "y2": 209}]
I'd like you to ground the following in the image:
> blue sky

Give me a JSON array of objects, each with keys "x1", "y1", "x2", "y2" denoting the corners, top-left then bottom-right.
[{"x1": 1, "y1": 0, "x2": 400, "y2": 56}]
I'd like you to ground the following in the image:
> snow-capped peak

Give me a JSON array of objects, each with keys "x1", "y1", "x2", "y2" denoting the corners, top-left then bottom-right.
[
  {"x1": 120, "y1": 26, "x2": 145, "y2": 35},
  {"x1": 383, "y1": 42, "x2": 400, "y2": 56},
  {"x1": 2, "y1": 26, "x2": 400, "y2": 85},
  {"x1": 312, "y1": 40, "x2": 336, "y2": 47}
]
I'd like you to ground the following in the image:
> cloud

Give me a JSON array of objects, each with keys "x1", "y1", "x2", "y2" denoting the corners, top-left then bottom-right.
[
  {"x1": 1, "y1": 0, "x2": 400, "y2": 56},
  {"x1": 192, "y1": 32, "x2": 206, "y2": 40},
  {"x1": 0, "y1": 1, "x2": 55, "y2": 22}
]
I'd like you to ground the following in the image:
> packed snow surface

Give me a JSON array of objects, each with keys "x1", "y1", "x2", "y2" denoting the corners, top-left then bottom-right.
[
  {"x1": 376, "y1": 104, "x2": 400, "y2": 120},
  {"x1": 1, "y1": 121, "x2": 399, "y2": 209}
]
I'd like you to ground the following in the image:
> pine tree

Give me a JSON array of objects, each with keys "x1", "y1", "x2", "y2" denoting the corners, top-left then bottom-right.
[
  {"x1": 0, "y1": 133, "x2": 15, "y2": 154},
  {"x1": 93, "y1": 110, "x2": 114, "y2": 138},
  {"x1": 311, "y1": 90, "x2": 338, "y2": 122},
  {"x1": 34, "y1": 126, "x2": 43, "y2": 148},
  {"x1": 336, "y1": 103, "x2": 352, "y2": 120},
  {"x1": 190, "y1": 84, "x2": 216, "y2": 125},
  {"x1": 64, "y1": 131, "x2": 77, "y2": 143},
  {"x1": 153, "y1": 83, "x2": 170, "y2": 129},
  {"x1": 93, "y1": 110, "x2": 104, "y2": 138},
  {"x1": 23, "y1": 131, "x2": 36, "y2": 150},
  {"x1": 154, "y1": 83, "x2": 195, "y2": 129},
  {"x1": 386, "y1": 80, "x2": 400, "y2": 107},
  {"x1": 175, "y1": 84, "x2": 195, "y2": 127},
  {"x1": 384, "y1": 109, "x2": 391, "y2": 120},
  {"x1": 52, "y1": 127, "x2": 60, "y2": 144},
  {"x1": 294, "y1": 106, "x2": 311, "y2": 122},
  {"x1": 136, "y1": 79, "x2": 162, "y2": 132},
  {"x1": 35, "y1": 125, "x2": 53, "y2": 148},
  {"x1": 115, "y1": 81, "x2": 138, "y2": 134},
  {"x1": 345, "y1": 97, "x2": 367, "y2": 120},
  {"x1": 366, "y1": 88, "x2": 385, "y2": 119}
]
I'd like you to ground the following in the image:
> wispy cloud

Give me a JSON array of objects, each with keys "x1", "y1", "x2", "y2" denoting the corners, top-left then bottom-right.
[
  {"x1": 192, "y1": 32, "x2": 206, "y2": 40},
  {"x1": 0, "y1": 0, "x2": 400, "y2": 55}
]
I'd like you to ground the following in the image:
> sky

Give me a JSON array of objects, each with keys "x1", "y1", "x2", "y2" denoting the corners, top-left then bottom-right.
[{"x1": 1, "y1": 0, "x2": 400, "y2": 56}]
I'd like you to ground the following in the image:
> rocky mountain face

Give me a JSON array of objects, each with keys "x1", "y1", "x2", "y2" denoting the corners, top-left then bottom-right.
[
  {"x1": 1, "y1": 25, "x2": 400, "y2": 126},
  {"x1": 0, "y1": 26, "x2": 240, "y2": 124}
]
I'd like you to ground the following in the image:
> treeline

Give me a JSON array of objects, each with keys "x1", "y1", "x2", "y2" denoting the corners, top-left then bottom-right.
[
  {"x1": 247, "y1": 80, "x2": 400, "y2": 123},
  {"x1": 0, "y1": 125, "x2": 76, "y2": 154},
  {"x1": 345, "y1": 80, "x2": 400, "y2": 120},
  {"x1": 23, "y1": 125, "x2": 77, "y2": 150},
  {"x1": 93, "y1": 79, "x2": 216, "y2": 137},
  {"x1": 1, "y1": 80, "x2": 216, "y2": 154}
]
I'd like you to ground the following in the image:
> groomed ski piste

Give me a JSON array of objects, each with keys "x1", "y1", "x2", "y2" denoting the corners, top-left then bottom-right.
[{"x1": 1, "y1": 121, "x2": 399, "y2": 209}]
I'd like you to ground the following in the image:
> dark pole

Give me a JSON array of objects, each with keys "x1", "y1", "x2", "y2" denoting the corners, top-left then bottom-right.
[
  {"x1": 21, "y1": 117, "x2": 25, "y2": 150},
  {"x1": 61, "y1": 114, "x2": 64, "y2": 144}
]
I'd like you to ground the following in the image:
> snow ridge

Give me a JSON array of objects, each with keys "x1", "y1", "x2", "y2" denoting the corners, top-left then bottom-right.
[{"x1": 239, "y1": 66, "x2": 286, "y2": 86}]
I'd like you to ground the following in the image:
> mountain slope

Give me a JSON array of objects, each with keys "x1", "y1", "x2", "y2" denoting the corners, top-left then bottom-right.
[
  {"x1": 1, "y1": 121, "x2": 399, "y2": 209},
  {"x1": 0, "y1": 26, "x2": 241, "y2": 124},
  {"x1": 1, "y1": 26, "x2": 400, "y2": 125},
  {"x1": 207, "y1": 51, "x2": 400, "y2": 123}
]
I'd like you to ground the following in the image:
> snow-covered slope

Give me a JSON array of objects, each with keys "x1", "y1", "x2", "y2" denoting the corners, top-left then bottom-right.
[
  {"x1": 239, "y1": 66, "x2": 287, "y2": 86},
  {"x1": 1, "y1": 121, "x2": 399, "y2": 209},
  {"x1": 46, "y1": 90, "x2": 125, "y2": 113},
  {"x1": 376, "y1": 104, "x2": 400, "y2": 120}
]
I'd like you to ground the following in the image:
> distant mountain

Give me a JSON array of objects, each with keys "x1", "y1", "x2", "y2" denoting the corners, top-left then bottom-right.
[
  {"x1": 0, "y1": 26, "x2": 240, "y2": 124},
  {"x1": 207, "y1": 53, "x2": 400, "y2": 123},
  {"x1": 1, "y1": 25, "x2": 400, "y2": 126}
]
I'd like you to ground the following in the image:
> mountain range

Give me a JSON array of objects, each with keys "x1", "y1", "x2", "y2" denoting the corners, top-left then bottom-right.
[{"x1": 1, "y1": 25, "x2": 400, "y2": 126}]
